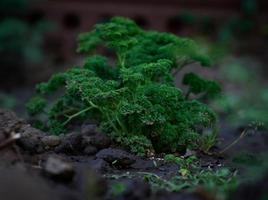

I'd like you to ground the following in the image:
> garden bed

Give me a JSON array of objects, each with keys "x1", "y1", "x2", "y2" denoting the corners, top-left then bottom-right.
[{"x1": 0, "y1": 108, "x2": 267, "y2": 200}]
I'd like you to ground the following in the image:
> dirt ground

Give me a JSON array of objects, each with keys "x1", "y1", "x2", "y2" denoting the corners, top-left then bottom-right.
[{"x1": 0, "y1": 108, "x2": 267, "y2": 200}]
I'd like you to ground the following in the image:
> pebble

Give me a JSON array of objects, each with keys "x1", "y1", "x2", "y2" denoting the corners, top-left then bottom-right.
[
  {"x1": 55, "y1": 132, "x2": 83, "y2": 155},
  {"x1": 41, "y1": 135, "x2": 61, "y2": 147},
  {"x1": 44, "y1": 156, "x2": 75, "y2": 182},
  {"x1": 96, "y1": 148, "x2": 136, "y2": 168},
  {"x1": 85, "y1": 133, "x2": 111, "y2": 150},
  {"x1": 84, "y1": 145, "x2": 98, "y2": 155}
]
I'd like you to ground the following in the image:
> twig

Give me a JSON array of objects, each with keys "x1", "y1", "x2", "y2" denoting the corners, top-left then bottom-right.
[{"x1": 219, "y1": 129, "x2": 247, "y2": 154}]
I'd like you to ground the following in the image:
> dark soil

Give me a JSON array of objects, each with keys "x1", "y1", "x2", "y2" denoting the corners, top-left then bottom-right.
[{"x1": 0, "y1": 108, "x2": 267, "y2": 200}]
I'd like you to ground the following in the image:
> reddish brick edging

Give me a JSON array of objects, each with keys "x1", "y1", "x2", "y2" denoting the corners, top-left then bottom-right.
[{"x1": 30, "y1": 0, "x2": 267, "y2": 61}]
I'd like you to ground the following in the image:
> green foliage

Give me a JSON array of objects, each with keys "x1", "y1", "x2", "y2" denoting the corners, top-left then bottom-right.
[
  {"x1": 198, "y1": 128, "x2": 218, "y2": 153},
  {"x1": 0, "y1": 93, "x2": 17, "y2": 109},
  {"x1": 106, "y1": 155, "x2": 238, "y2": 198},
  {"x1": 78, "y1": 17, "x2": 211, "y2": 68},
  {"x1": 183, "y1": 72, "x2": 221, "y2": 99},
  {"x1": 36, "y1": 73, "x2": 66, "y2": 94},
  {"x1": 83, "y1": 55, "x2": 117, "y2": 80},
  {"x1": 0, "y1": 19, "x2": 48, "y2": 62},
  {"x1": 143, "y1": 168, "x2": 237, "y2": 196},
  {"x1": 120, "y1": 135, "x2": 153, "y2": 156},
  {"x1": 28, "y1": 17, "x2": 219, "y2": 154},
  {"x1": 110, "y1": 183, "x2": 126, "y2": 197},
  {"x1": 232, "y1": 152, "x2": 263, "y2": 166},
  {"x1": 164, "y1": 154, "x2": 197, "y2": 169},
  {"x1": 143, "y1": 155, "x2": 238, "y2": 198},
  {"x1": 26, "y1": 96, "x2": 47, "y2": 115},
  {"x1": 0, "y1": 0, "x2": 51, "y2": 65},
  {"x1": 0, "y1": 19, "x2": 28, "y2": 52}
]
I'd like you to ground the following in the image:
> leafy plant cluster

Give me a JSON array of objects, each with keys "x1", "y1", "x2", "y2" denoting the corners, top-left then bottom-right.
[
  {"x1": 143, "y1": 155, "x2": 238, "y2": 199},
  {"x1": 0, "y1": 92, "x2": 17, "y2": 109},
  {"x1": 105, "y1": 155, "x2": 237, "y2": 198},
  {"x1": 0, "y1": 0, "x2": 52, "y2": 89},
  {"x1": 0, "y1": 0, "x2": 51, "y2": 63},
  {"x1": 27, "y1": 17, "x2": 220, "y2": 155}
]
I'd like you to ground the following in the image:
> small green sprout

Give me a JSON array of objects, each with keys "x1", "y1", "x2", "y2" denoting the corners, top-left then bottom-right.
[
  {"x1": 143, "y1": 155, "x2": 238, "y2": 198},
  {"x1": 110, "y1": 183, "x2": 126, "y2": 197}
]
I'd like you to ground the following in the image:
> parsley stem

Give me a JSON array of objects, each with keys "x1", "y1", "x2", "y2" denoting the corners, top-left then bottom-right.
[
  {"x1": 185, "y1": 89, "x2": 192, "y2": 100},
  {"x1": 62, "y1": 106, "x2": 93, "y2": 126},
  {"x1": 117, "y1": 53, "x2": 126, "y2": 68},
  {"x1": 219, "y1": 129, "x2": 247, "y2": 154}
]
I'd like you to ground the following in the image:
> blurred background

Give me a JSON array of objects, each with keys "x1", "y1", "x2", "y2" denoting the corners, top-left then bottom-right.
[{"x1": 0, "y1": 0, "x2": 267, "y2": 129}]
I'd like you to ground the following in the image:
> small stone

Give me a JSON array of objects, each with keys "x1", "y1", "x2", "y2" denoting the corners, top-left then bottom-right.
[
  {"x1": 44, "y1": 156, "x2": 74, "y2": 182},
  {"x1": 20, "y1": 125, "x2": 38, "y2": 137},
  {"x1": 17, "y1": 135, "x2": 44, "y2": 154},
  {"x1": 89, "y1": 158, "x2": 110, "y2": 172},
  {"x1": 184, "y1": 149, "x2": 196, "y2": 157},
  {"x1": 41, "y1": 135, "x2": 61, "y2": 147},
  {"x1": 96, "y1": 148, "x2": 136, "y2": 169},
  {"x1": 0, "y1": 108, "x2": 45, "y2": 153},
  {"x1": 89, "y1": 133, "x2": 111, "y2": 150},
  {"x1": 55, "y1": 132, "x2": 83, "y2": 155},
  {"x1": 84, "y1": 145, "x2": 98, "y2": 155}
]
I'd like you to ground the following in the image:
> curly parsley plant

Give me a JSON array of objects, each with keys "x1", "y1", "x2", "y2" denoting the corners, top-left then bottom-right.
[{"x1": 27, "y1": 17, "x2": 220, "y2": 155}]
